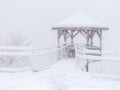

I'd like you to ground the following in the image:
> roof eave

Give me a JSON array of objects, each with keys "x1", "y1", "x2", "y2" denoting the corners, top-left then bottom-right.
[{"x1": 52, "y1": 27, "x2": 109, "y2": 31}]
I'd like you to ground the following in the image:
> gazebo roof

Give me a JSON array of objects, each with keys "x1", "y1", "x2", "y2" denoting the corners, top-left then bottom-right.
[{"x1": 52, "y1": 12, "x2": 109, "y2": 30}]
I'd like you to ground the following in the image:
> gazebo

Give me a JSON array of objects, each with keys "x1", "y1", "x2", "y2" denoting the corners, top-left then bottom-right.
[{"x1": 52, "y1": 12, "x2": 109, "y2": 57}]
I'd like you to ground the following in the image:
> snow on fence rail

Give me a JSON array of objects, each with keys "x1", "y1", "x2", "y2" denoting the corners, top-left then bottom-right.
[
  {"x1": 1, "y1": 43, "x2": 120, "y2": 77},
  {"x1": 76, "y1": 44, "x2": 120, "y2": 79},
  {"x1": 0, "y1": 45, "x2": 68, "y2": 72}
]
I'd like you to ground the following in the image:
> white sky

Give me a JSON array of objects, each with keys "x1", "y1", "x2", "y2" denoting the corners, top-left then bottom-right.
[{"x1": 0, "y1": 0, "x2": 120, "y2": 51}]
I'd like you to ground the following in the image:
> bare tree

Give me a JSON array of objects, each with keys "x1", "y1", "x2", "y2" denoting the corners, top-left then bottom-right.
[{"x1": 5, "y1": 33, "x2": 31, "y2": 46}]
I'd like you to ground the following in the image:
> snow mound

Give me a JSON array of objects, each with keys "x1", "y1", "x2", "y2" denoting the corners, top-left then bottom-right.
[{"x1": 50, "y1": 60, "x2": 79, "y2": 73}]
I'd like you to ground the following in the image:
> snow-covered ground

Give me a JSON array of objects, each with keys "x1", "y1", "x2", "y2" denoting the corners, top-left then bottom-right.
[{"x1": 0, "y1": 60, "x2": 120, "y2": 90}]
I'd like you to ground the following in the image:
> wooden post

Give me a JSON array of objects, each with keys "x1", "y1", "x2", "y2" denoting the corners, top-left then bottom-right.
[
  {"x1": 89, "y1": 30, "x2": 92, "y2": 46},
  {"x1": 99, "y1": 30, "x2": 102, "y2": 51},
  {"x1": 57, "y1": 30, "x2": 60, "y2": 45},
  {"x1": 63, "y1": 30, "x2": 67, "y2": 45},
  {"x1": 86, "y1": 30, "x2": 90, "y2": 46},
  {"x1": 90, "y1": 30, "x2": 96, "y2": 46},
  {"x1": 91, "y1": 37, "x2": 93, "y2": 46},
  {"x1": 70, "y1": 30, "x2": 74, "y2": 46},
  {"x1": 85, "y1": 59, "x2": 89, "y2": 72},
  {"x1": 57, "y1": 30, "x2": 61, "y2": 60}
]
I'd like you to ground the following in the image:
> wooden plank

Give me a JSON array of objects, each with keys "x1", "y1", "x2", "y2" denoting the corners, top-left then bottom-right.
[
  {"x1": 52, "y1": 27, "x2": 109, "y2": 30},
  {"x1": 73, "y1": 31, "x2": 80, "y2": 38},
  {"x1": 79, "y1": 30, "x2": 87, "y2": 39}
]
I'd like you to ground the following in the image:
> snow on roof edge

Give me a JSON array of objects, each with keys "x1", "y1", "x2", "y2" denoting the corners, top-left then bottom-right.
[{"x1": 52, "y1": 12, "x2": 109, "y2": 30}]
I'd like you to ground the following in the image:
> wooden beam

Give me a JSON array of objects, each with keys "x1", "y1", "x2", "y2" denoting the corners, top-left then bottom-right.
[
  {"x1": 57, "y1": 30, "x2": 60, "y2": 45},
  {"x1": 52, "y1": 27, "x2": 109, "y2": 31},
  {"x1": 79, "y1": 30, "x2": 87, "y2": 39},
  {"x1": 89, "y1": 30, "x2": 96, "y2": 46},
  {"x1": 63, "y1": 30, "x2": 67, "y2": 45},
  {"x1": 73, "y1": 31, "x2": 80, "y2": 38},
  {"x1": 95, "y1": 30, "x2": 103, "y2": 51},
  {"x1": 96, "y1": 30, "x2": 101, "y2": 39},
  {"x1": 66, "y1": 30, "x2": 76, "y2": 38},
  {"x1": 82, "y1": 30, "x2": 88, "y2": 35},
  {"x1": 86, "y1": 30, "x2": 90, "y2": 46},
  {"x1": 90, "y1": 30, "x2": 93, "y2": 46},
  {"x1": 70, "y1": 30, "x2": 74, "y2": 45},
  {"x1": 99, "y1": 30, "x2": 102, "y2": 51},
  {"x1": 57, "y1": 30, "x2": 65, "y2": 45}
]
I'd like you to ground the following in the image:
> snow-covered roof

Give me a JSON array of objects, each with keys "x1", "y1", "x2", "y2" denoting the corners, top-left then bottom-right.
[{"x1": 53, "y1": 12, "x2": 109, "y2": 30}]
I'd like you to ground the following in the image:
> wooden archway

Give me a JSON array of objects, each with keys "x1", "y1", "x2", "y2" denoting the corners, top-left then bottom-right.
[{"x1": 52, "y1": 27, "x2": 108, "y2": 56}]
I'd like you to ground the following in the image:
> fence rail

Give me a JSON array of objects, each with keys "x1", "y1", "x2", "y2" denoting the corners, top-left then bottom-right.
[
  {"x1": 0, "y1": 44, "x2": 120, "y2": 77},
  {"x1": 76, "y1": 44, "x2": 120, "y2": 79},
  {"x1": 0, "y1": 45, "x2": 68, "y2": 72}
]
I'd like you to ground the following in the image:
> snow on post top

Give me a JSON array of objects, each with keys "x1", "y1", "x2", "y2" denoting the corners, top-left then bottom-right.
[{"x1": 53, "y1": 12, "x2": 108, "y2": 30}]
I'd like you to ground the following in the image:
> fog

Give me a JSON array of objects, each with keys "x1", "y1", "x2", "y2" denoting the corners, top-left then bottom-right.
[{"x1": 0, "y1": 0, "x2": 120, "y2": 51}]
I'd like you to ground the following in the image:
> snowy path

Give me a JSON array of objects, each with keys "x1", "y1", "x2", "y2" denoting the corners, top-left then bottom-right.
[{"x1": 0, "y1": 60, "x2": 120, "y2": 90}]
